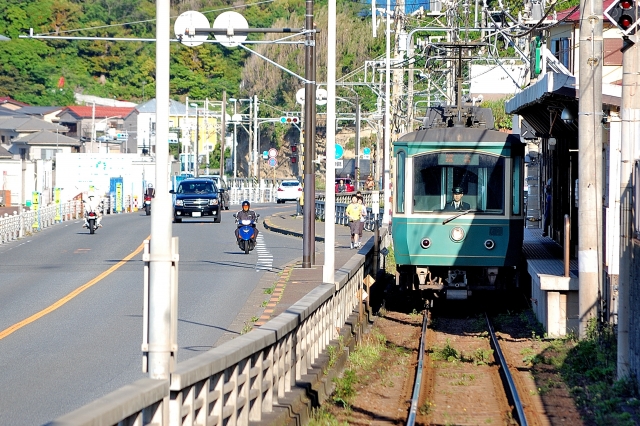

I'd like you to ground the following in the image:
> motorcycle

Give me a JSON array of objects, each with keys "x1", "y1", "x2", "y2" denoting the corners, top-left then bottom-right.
[
  {"x1": 233, "y1": 213, "x2": 260, "y2": 254},
  {"x1": 82, "y1": 200, "x2": 101, "y2": 235},
  {"x1": 143, "y1": 194, "x2": 152, "y2": 215}
]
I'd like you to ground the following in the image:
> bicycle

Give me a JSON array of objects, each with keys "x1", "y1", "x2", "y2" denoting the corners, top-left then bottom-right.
[{"x1": 362, "y1": 210, "x2": 381, "y2": 232}]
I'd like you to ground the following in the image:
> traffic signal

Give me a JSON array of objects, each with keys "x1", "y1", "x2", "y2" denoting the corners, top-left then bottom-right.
[
  {"x1": 291, "y1": 145, "x2": 298, "y2": 154},
  {"x1": 291, "y1": 156, "x2": 297, "y2": 164},
  {"x1": 605, "y1": 0, "x2": 638, "y2": 34},
  {"x1": 279, "y1": 116, "x2": 300, "y2": 124}
]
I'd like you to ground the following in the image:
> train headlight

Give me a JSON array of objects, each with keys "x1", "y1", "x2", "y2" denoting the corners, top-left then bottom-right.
[
  {"x1": 450, "y1": 227, "x2": 465, "y2": 242},
  {"x1": 484, "y1": 239, "x2": 495, "y2": 250},
  {"x1": 420, "y1": 238, "x2": 431, "y2": 249}
]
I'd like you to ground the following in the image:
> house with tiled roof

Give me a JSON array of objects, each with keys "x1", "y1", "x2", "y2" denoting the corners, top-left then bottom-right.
[
  {"x1": 0, "y1": 116, "x2": 69, "y2": 157},
  {"x1": 9, "y1": 130, "x2": 82, "y2": 160},
  {"x1": 56, "y1": 106, "x2": 135, "y2": 153},
  {"x1": 0, "y1": 97, "x2": 29, "y2": 111},
  {"x1": 16, "y1": 106, "x2": 65, "y2": 124},
  {"x1": 123, "y1": 98, "x2": 214, "y2": 156}
]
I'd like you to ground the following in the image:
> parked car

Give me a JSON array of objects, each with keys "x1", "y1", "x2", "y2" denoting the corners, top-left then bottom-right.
[
  {"x1": 335, "y1": 178, "x2": 355, "y2": 193},
  {"x1": 276, "y1": 179, "x2": 303, "y2": 203},
  {"x1": 170, "y1": 178, "x2": 221, "y2": 223},
  {"x1": 199, "y1": 175, "x2": 231, "y2": 210}
]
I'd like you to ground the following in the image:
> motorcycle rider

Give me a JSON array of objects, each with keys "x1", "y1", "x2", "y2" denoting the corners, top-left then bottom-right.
[
  {"x1": 235, "y1": 200, "x2": 259, "y2": 240},
  {"x1": 83, "y1": 190, "x2": 103, "y2": 228}
]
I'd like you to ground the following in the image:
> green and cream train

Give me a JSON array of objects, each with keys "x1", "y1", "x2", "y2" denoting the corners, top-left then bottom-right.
[{"x1": 392, "y1": 106, "x2": 525, "y2": 299}]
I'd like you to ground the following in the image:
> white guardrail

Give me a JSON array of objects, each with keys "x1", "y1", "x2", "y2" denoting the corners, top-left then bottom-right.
[
  {"x1": 0, "y1": 200, "x2": 84, "y2": 243},
  {"x1": 49, "y1": 228, "x2": 389, "y2": 426},
  {"x1": 0, "y1": 196, "x2": 143, "y2": 244}
]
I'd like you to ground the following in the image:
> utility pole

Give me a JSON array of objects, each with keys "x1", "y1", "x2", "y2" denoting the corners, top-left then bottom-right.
[
  {"x1": 355, "y1": 100, "x2": 361, "y2": 186},
  {"x1": 220, "y1": 91, "x2": 226, "y2": 178},
  {"x1": 577, "y1": 0, "x2": 603, "y2": 338},
  {"x1": 194, "y1": 105, "x2": 199, "y2": 177},
  {"x1": 253, "y1": 95, "x2": 259, "y2": 178},
  {"x1": 147, "y1": 0, "x2": 173, "y2": 380},
  {"x1": 323, "y1": 0, "x2": 337, "y2": 283},
  {"x1": 302, "y1": 0, "x2": 316, "y2": 268},
  {"x1": 617, "y1": 38, "x2": 638, "y2": 379},
  {"x1": 382, "y1": 0, "x2": 392, "y2": 225}
]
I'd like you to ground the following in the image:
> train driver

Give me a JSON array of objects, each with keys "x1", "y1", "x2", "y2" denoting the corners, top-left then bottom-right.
[{"x1": 444, "y1": 187, "x2": 471, "y2": 211}]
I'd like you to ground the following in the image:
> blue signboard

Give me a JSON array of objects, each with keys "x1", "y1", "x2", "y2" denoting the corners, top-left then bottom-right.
[
  {"x1": 363, "y1": 147, "x2": 371, "y2": 155},
  {"x1": 335, "y1": 144, "x2": 344, "y2": 160}
]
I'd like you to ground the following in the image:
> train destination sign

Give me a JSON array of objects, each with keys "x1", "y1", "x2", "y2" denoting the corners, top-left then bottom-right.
[{"x1": 438, "y1": 153, "x2": 480, "y2": 166}]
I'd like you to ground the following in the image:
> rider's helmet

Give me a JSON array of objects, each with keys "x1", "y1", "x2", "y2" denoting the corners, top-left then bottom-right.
[{"x1": 242, "y1": 200, "x2": 250, "y2": 211}]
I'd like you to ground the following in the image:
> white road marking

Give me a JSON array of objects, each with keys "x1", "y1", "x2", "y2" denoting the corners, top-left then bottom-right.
[{"x1": 255, "y1": 234, "x2": 273, "y2": 271}]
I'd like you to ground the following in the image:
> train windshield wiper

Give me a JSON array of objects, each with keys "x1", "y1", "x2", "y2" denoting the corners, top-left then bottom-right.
[{"x1": 442, "y1": 209, "x2": 476, "y2": 225}]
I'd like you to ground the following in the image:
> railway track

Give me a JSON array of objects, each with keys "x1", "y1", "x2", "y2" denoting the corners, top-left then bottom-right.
[{"x1": 407, "y1": 305, "x2": 529, "y2": 426}]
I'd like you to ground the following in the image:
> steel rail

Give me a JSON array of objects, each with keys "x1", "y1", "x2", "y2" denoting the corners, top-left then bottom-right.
[
  {"x1": 485, "y1": 313, "x2": 528, "y2": 426},
  {"x1": 406, "y1": 303, "x2": 429, "y2": 426}
]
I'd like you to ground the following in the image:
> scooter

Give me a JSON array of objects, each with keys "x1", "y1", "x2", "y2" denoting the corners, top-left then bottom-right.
[
  {"x1": 233, "y1": 213, "x2": 260, "y2": 254},
  {"x1": 143, "y1": 194, "x2": 152, "y2": 215}
]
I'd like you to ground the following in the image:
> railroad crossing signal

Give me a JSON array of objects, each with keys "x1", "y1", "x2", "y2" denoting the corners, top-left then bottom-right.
[
  {"x1": 280, "y1": 116, "x2": 300, "y2": 124},
  {"x1": 605, "y1": 0, "x2": 639, "y2": 34}
]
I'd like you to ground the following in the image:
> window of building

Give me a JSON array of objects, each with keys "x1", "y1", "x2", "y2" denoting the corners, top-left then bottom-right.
[{"x1": 551, "y1": 37, "x2": 571, "y2": 69}]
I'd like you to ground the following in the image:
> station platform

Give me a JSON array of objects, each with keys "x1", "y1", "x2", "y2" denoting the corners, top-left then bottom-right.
[{"x1": 523, "y1": 224, "x2": 579, "y2": 337}]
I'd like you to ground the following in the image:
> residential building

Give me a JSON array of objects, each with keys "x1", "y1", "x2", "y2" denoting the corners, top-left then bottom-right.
[{"x1": 56, "y1": 105, "x2": 134, "y2": 153}]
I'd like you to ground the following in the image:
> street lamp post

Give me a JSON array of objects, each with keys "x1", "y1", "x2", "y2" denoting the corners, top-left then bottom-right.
[
  {"x1": 229, "y1": 98, "x2": 238, "y2": 179},
  {"x1": 190, "y1": 103, "x2": 199, "y2": 177}
]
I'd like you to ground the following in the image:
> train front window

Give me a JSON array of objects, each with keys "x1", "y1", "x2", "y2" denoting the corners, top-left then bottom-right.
[{"x1": 412, "y1": 152, "x2": 505, "y2": 214}]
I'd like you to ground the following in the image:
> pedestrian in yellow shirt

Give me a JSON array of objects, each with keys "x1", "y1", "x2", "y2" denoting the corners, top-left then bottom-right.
[{"x1": 346, "y1": 195, "x2": 362, "y2": 249}]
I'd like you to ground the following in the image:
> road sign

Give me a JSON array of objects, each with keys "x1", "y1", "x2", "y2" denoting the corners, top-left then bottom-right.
[
  {"x1": 335, "y1": 144, "x2": 344, "y2": 160},
  {"x1": 295, "y1": 87, "x2": 331, "y2": 105},
  {"x1": 363, "y1": 147, "x2": 371, "y2": 155},
  {"x1": 174, "y1": 11, "x2": 210, "y2": 47},
  {"x1": 335, "y1": 160, "x2": 343, "y2": 169},
  {"x1": 262, "y1": 150, "x2": 268, "y2": 160},
  {"x1": 296, "y1": 88, "x2": 306, "y2": 105},
  {"x1": 212, "y1": 11, "x2": 249, "y2": 47},
  {"x1": 363, "y1": 154, "x2": 371, "y2": 160},
  {"x1": 268, "y1": 148, "x2": 278, "y2": 158},
  {"x1": 316, "y1": 89, "x2": 328, "y2": 105},
  {"x1": 268, "y1": 157, "x2": 277, "y2": 167}
]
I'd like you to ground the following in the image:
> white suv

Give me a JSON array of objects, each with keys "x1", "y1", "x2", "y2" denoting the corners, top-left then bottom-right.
[{"x1": 276, "y1": 180, "x2": 302, "y2": 203}]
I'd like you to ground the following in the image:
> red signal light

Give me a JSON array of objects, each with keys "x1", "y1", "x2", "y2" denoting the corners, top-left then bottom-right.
[
  {"x1": 291, "y1": 157, "x2": 297, "y2": 164},
  {"x1": 605, "y1": 0, "x2": 638, "y2": 33},
  {"x1": 291, "y1": 145, "x2": 298, "y2": 153}
]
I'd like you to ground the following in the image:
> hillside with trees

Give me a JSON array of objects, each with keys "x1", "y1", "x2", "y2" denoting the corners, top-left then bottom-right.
[{"x1": 0, "y1": 0, "x2": 383, "y2": 111}]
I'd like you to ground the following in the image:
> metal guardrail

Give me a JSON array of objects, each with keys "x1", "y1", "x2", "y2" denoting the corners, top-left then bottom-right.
[{"x1": 49, "y1": 227, "x2": 390, "y2": 426}]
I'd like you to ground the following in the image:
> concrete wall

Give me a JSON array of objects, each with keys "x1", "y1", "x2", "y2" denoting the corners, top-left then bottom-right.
[{"x1": 630, "y1": 241, "x2": 640, "y2": 388}]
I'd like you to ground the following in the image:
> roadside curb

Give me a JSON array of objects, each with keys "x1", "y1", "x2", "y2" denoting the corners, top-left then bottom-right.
[{"x1": 254, "y1": 262, "x2": 297, "y2": 327}]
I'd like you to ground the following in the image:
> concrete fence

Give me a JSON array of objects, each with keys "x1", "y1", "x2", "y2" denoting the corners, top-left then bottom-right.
[{"x1": 49, "y1": 229, "x2": 390, "y2": 426}]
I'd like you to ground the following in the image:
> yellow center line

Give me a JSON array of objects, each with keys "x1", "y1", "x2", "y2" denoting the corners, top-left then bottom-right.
[{"x1": 0, "y1": 241, "x2": 147, "y2": 341}]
